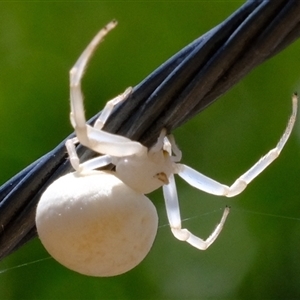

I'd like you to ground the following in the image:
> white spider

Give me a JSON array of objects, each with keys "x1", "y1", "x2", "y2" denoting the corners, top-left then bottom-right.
[{"x1": 35, "y1": 20, "x2": 298, "y2": 277}]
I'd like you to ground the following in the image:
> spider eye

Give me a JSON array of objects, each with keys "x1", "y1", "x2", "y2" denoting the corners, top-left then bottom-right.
[{"x1": 154, "y1": 172, "x2": 169, "y2": 184}]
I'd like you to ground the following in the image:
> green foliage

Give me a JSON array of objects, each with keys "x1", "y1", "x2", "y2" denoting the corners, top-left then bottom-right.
[{"x1": 1, "y1": 2, "x2": 300, "y2": 299}]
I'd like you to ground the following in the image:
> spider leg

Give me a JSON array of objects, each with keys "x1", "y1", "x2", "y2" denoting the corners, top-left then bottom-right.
[
  {"x1": 69, "y1": 20, "x2": 146, "y2": 157},
  {"x1": 69, "y1": 21, "x2": 117, "y2": 141},
  {"x1": 165, "y1": 134, "x2": 182, "y2": 162},
  {"x1": 65, "y1": 137, "x2": 81, "y2": 170},
  {"x1": 163, "y1": 174, "x2": 230, "y2": 250},
  {"x1": 148, "y1": 128, "x2": 167, "y2": 153},
  {"x1": 79, "y1": 155, "x2": 113, "y2": 172},
  {"x1": 94, "y1": 87, "x2": 132, "y2": 130},
  {"x1": 65, "y1": 136, "x2": 113, "y2": 171},
  {"x1": 176, "y1": 94, "x2": 298, "y2": 198},
  {"x1": 148, "y1": 129, "x2": 182, "y2": 162}
]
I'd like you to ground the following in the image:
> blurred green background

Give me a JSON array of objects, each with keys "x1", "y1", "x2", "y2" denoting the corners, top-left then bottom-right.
[{"x1": 0, "y1": 2, "x2": 300, "y2": 299}]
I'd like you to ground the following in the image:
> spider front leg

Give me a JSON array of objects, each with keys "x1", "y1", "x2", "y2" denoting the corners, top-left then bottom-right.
[
  {"x1": 69, "y1": 20, "x2": 146, "y2": 158},
  {"x1": 69, "y1": 21, "x2": 117, "y2": 138},
  {"x1": 177, "y1": 94, "x2": 297, "y2": 198},
  {"x1": 163, "y1": 174, "x2": 230, "y2": 250}
]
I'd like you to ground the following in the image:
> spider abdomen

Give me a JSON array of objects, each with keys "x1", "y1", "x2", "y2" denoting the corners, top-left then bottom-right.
[{"x1": 36, "y1": 170, "x2": 158, "y2": 277}]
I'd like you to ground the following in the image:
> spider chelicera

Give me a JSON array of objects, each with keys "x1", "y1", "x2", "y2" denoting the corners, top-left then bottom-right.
[{"x1": 35, "y1": 20, "x2": 298, "y2": 277}]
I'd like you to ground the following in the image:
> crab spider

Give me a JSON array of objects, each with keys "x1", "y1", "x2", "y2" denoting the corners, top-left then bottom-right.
[{"x1": 36, "y1": 20, "x2": 298, "y2": 277}]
